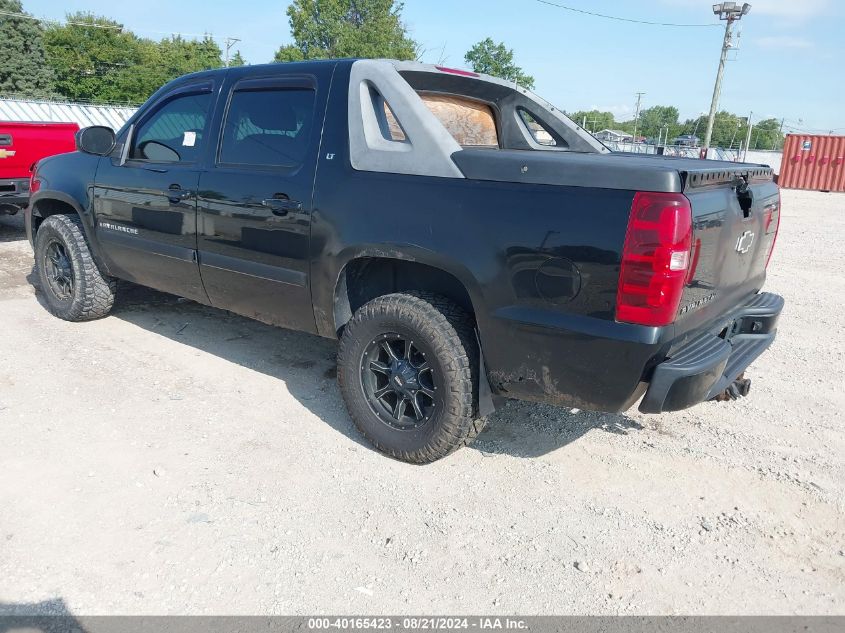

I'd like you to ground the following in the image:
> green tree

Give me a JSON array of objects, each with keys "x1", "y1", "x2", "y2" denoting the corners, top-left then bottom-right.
[
  {"x1": 274, "y1": 0, "x2": 417, "y2": 62},
  {"x1": 635, "y1": 105, "x2": 680, "y2": 141},
  {"x1": 750, "y1": 118, "x2": 783, "y2": 150},
  {"x1": 566, "y1": 110, "x2": 615, "y2": 132},
  {"x1": 124, "y1": 35, "x2": 223, "y2": 101},
  {"x1": 707, "y1": 111, "x2": 746, "y2": 148},
  {"x1": 156, "y1": 35, "x2": 223, "y2": 77},
  {"x1": 45, "y1": 14, "x2": 224, "y2": 104},
  {"x1": 43, "y1": 13, "x2": 145, "y2": 102},
  {"x1": 228, "y1": 50, "x2": 247, "y2": 67},
  {"x1": 464, "y1": 38, "x2": 534, "y2": 89},
  {"x1": 679, "y1": 115, "x2": 707, "y2": 141},
  {"x1": 0, "y1": 0, "x2": 55, "y2": 98}
]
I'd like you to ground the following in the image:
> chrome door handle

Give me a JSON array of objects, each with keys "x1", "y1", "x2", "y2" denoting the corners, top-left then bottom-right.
[
  {"x1": 262, "y1": 198, "x2": 302, "y2": 215},
  {"x1": 167, "y1": 185, "x2": 192, "y2": 204}
]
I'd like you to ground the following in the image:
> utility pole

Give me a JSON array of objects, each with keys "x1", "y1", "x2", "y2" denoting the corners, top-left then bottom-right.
[
  {"x1": 632, "y1": 92, "x2": 645, "y2": 143},
  {"x1": 742, "y1": 110, "x2": 753, "y2": 161},
  {"x1": 774, "y1": 117, "x2": 785, "y2": 150},
  {"x1": 703, "y1": 3, "x2": 752, "y2": 154},
  {"x1": 692, "y1": 114, "x2": 705, "y2": 139},
  {"x1": 224, "y1": 37, "x2": 241, "y2": 67}
]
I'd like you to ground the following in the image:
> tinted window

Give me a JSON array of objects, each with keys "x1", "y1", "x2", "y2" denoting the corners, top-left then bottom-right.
[
  {"x1": 131, "y1": 91, "x2": 211, "y2": 162},
  {"x1": 220, "y1": 88, "x2": 316, "y2": 167}
]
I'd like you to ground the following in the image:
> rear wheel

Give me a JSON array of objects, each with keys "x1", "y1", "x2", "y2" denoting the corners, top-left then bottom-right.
[
  {"x1": 338, "y1": 292, "x2": 486, "y2": 463},
  {"x1": 34, "y1": 214, "x2": 116, "y2": 321}
]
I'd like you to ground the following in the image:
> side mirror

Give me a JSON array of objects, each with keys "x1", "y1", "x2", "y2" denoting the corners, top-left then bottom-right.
[{"x1": 76, "y1": 126, "x2": 116, "y2": 156}]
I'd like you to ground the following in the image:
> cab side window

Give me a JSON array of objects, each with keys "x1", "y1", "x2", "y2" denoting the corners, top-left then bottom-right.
[
  {"x1": 219, "y1": 88, "x2": 316, "y2": 168},
  {"x1": 131, "y1": 92, "x2": 211, "y2": 163}
]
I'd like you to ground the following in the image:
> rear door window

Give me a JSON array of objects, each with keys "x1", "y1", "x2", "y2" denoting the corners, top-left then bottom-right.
[{"x1": 219, "y1": 87, "x2": 316, "y2": 167}]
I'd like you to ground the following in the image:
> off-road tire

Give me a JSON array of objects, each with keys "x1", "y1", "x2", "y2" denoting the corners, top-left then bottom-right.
[
  {"x1": 34, "y1": 214, "x2": 116, "y2": 321},
  {"x1": 337, "y1": 292, "x2": 486, "y2": 464}
]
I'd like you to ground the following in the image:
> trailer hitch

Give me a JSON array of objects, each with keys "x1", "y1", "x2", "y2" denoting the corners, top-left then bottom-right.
[{"x1": 712, "y1": 372, "x2": 751, "y2": 402}]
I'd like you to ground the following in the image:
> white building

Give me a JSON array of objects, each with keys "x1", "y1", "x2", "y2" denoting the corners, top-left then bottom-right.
[{"x1": 594, "y1": 129, "x2": 633, "y2": 143}]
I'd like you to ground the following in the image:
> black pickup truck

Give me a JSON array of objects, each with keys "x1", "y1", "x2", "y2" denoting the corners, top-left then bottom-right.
[{"x1": 25, "y1": 59, "x2": 783, "y2": 463}]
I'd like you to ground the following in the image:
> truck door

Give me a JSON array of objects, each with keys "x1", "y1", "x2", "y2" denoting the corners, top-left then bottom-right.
[
  {"x1": 92, "y1": 80, "x2": 216, "y2": 302},
  {"x1": 196, "y1": 68, "x2": 331, "y2": 333}
]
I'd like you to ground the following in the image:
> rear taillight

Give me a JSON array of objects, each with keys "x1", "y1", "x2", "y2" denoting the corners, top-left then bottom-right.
[
  {"x1": 764, "y1": 192, "x2": 781, "y2": 268},
  {"x1": 29, "y1": 164, "x2": 40, "y2": 195},
  {"x1": 616, "y1": 192, "x2": 693, "y2": 327}
]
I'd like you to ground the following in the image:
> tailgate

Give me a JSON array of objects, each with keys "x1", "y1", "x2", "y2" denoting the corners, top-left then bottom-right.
[{"x1": 675, "y1": 165, "x2": 779, "y2": 335}]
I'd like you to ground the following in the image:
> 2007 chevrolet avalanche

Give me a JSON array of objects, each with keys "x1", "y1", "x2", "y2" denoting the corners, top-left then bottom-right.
[{"x1": 25, "y1": 59, "x2": 783, "y2": 463}]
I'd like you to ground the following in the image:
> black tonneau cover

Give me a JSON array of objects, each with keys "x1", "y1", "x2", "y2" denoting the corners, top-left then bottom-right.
[{"x1": 452, "y1": 149, "x2": 773, "y2": 193}]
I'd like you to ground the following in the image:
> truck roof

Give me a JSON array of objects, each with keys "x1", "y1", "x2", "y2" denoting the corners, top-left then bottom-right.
[{"x1": 174, "y1": 58, "x2": 522, "y2": 88}]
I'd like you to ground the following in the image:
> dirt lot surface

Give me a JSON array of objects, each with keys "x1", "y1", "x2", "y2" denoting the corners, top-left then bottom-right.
[{"x1": 1, "y1": 189, "x2": 843, "y2": 615}]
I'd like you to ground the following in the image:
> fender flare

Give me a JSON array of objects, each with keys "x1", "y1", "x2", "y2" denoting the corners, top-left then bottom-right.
[
  {"x1": 323, "y1": 244, "x2": 499, "y2": 415},
  {"x1": 325, "y1": 243, "x2": 485, "y2": 331},
  {"x1": 30, "y1": 188, "x2": 112, "y2": 274}
]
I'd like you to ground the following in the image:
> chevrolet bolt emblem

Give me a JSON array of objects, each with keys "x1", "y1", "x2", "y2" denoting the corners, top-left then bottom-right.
[
  {"x1": 735, "y1": 230, "x2": 755, "y2": 254},
  {"x1": 0, "y1": 149, "x2": 16, "y2": 159}
]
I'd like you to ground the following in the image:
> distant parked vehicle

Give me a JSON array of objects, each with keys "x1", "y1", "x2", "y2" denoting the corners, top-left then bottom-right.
[
  {"x1": 0, "y1": 121, "x2": 79, "y2": 215},
  {"x1": 672, "y1": 134, "x2": 700, "y2": 147}
]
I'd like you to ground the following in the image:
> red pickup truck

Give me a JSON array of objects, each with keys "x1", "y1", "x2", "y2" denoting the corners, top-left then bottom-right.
[{"x1": 0, "y1": 121, "x2": 79, "y2": 215}]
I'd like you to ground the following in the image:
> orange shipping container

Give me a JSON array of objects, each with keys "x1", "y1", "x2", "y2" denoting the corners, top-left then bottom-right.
[{"x1": 779, "y1": 134, "x2": 845, "y2": 192}]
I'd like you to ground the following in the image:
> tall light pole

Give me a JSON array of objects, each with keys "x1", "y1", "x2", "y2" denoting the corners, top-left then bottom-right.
[
  {"x1": 742, "y1": 110, "x2": 753, "y2": 160},
  {"x1": 703, "y1": 2, "x2": 751, "y2": 155},
  {"x1": 691, "y1": 112, "x2": 706, "y2": 139}
]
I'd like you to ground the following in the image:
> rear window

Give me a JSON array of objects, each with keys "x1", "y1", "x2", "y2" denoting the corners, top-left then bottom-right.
[{"x1": 383, "y1": 93, "x2": 498, "y2": 148}]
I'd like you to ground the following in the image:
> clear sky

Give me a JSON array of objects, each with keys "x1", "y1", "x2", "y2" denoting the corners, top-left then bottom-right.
[{"x1": 24, "y1": 0, "x2": 845, "y2": 133}]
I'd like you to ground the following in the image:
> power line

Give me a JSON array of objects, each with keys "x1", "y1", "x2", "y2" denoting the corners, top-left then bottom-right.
[
  {"x1": 0, "y1": 9, "x2": 121, "y2": 30},
  {"x1": 782, "y1": 119, "x2": 845, "y2": 133},
  {"x1": 531, "y1": 0, "x2": 721, "y2": 28},
  {"x1": 0, "y1": 9, "x2": 236, "y2": 41}
]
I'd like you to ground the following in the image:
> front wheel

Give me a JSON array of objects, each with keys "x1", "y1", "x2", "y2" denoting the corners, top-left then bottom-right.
[
  {"x1": 34, "y1": 214, "x2": 116, "y2": 321},
  {"x1": 337, "y1": 292, "x2": 486, "y2": 464}
]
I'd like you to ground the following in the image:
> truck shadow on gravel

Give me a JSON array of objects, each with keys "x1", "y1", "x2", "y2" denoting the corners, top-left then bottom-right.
[
  {"x1": 0, "y1": 598, "x2": 87, "y2": 632},
  {"x1": 0, "y1": 214, "x2": 26, "y2": 242},
  {"x1": 477, "y1": 401, "x2": 644, "y2": 458},
  {"x1": 28, "y1": 278, "x2": 645, "y2": 459}
]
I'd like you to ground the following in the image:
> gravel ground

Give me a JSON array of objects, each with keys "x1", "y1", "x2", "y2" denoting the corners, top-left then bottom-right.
[{"x1": 1, "y1": 188, "x2": 843, "y2": 615}]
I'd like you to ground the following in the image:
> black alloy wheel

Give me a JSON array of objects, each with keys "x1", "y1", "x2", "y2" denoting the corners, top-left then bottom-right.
[
  {"x1": 361, "y1": 333, "x2": 438, "y2": 429},
  {"x1": 42, "y1": 240, "x2": 74, "y2": 301},
  {"x1": 337, "y1": 292, "x2": 487, "y2": 463},
  {"x1": 33, "y1": 214, "x2": 116, "y2": 321}
]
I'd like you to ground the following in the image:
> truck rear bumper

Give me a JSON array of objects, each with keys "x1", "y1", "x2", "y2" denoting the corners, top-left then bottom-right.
[
  {"x1": 0, "y1": 178, "x2": 30, "y2": 213},
  {"x1": 639, "y1": 292, "x2": 784, "y2": 413}
]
